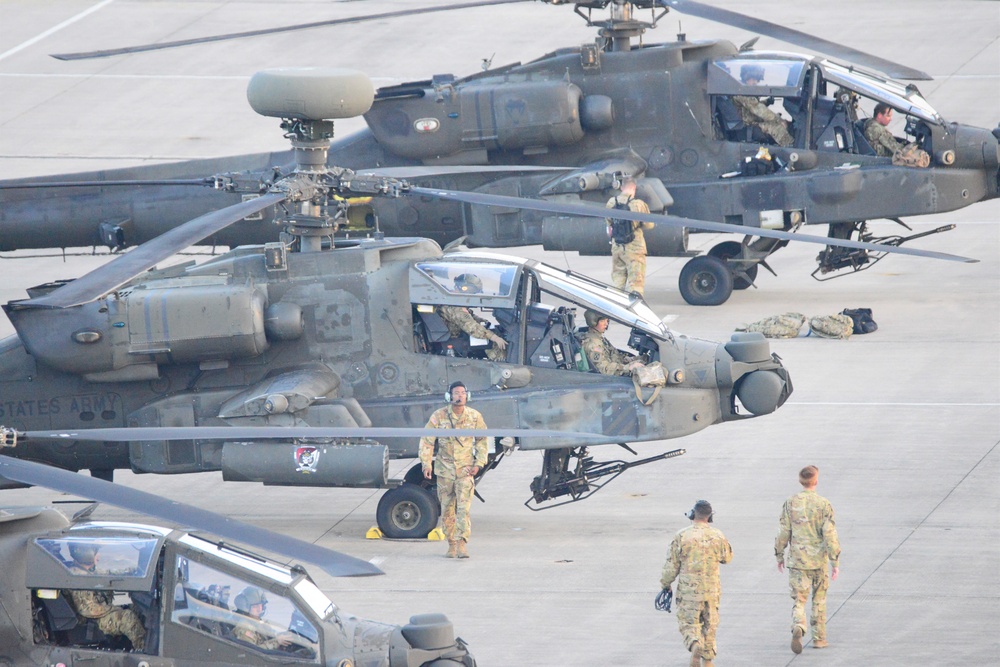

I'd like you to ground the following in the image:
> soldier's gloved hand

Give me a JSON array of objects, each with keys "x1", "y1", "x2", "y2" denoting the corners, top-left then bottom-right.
[
  {"x1": 764, "y1": 96, "x2": 775, "y2": 106},
  {"x1": 489, "y1": 333, "x2": 508, "y2": 351}
]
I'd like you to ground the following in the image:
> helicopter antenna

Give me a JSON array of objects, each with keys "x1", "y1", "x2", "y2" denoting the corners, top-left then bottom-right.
[
  {"x1": 677, "y1": 20, "x2": 685, "y2": 42},
  {"x1": 481, "y1": 53, "x2": 495, "y2": 71}
]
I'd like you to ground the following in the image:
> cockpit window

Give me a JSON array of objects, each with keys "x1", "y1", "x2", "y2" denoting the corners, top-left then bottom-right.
[
  {"x1": 36, "y1": 536, "x2": 158, "y2": 579},
  {"x1": 709, "y1": 58, "x2": 807, "y2": 95},
  {"x1": 415, "y1": 261, "x2": 518, "y2": 297},
  {"x1": 172, "y1": 556, "x2": 319, "y2": 660},
  {"x1": 531, "y1": 263, "x2": 669, "y2": 338},
  {"x1": 820, "y1": 60, "x2": 942, "y2": 124}
]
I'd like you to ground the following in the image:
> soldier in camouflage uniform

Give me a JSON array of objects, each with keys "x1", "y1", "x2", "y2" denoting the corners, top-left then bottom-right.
[
  {"x1": 864, "y1": 103, "x2": 930, "y2": 167},
  {"x1": 660, "y1": 500, "x2": 733, "y2": 667},
  {"x1": 232, "y1": 587, "x2": 292, "y2": 650},
  {"x1": 775, "y1": 465, "x2": 841, "y2": 653},
  {"x1": 437, "y1": 273, "x2": 508, "y2": 361},
  {"x1": 732, "y1": 64, "x2": 794, "y2": 147},
  {"x1": 606, "y1": 176, "x2": 653, "y2": 295},
  {"x1": 66, "y1": 542, "x2": 146, "y2": 651},
  {"x1": 420, "y1": 381, "x2": 488, "y2": 558},
  {"x1": 579, "y1": 310, "x2": 644, "y2": 376}
]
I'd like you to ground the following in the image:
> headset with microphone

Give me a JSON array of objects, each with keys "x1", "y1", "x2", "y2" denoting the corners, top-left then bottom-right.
[
  {"x1": 444, "y1": 381, "x2": 471, "y2": 403},
  {"x1": 686, "y1": 499, "x2": 714, "y2": 523}
]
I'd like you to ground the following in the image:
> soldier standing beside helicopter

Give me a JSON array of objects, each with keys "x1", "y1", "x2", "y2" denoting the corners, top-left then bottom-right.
[
  {"x1": 606, "y1": 176, "x2": 653, "y2": 295},
  {"x1": 420, "y1": 381, "x2": 488, "y2": 559}
]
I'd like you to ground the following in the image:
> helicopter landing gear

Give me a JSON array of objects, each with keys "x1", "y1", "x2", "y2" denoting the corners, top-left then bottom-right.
[
  {"x1": 678, "y1": 256, "x2": 733, "y2": 306},
  {"x1": 525, "y1": 446, "x2": 685, "y2": 510},
  {"x1": 376, "y1": 482, "x2": 440, "y2": 539},
  {"x1": 708, "y1": 241, "x2": 758, "y2": 290}
]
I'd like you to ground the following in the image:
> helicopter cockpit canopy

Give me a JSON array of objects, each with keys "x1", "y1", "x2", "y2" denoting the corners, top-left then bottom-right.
[
  {"x1": 27, "y1": 525, "x2": 166, "y2": 592},
  {"x1": 415, "y1": 253, "x2": 670, "y2": 339},
  {"x1": 819, "y1": 60, "x2": 943, "y2": 125},
  {"x1": 707, "y1": 57, "x2": 807, "y2": 97}
]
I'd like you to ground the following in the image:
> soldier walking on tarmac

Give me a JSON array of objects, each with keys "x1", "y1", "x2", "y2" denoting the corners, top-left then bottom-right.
[
  {"x1": 775, "y1": 465, "x2": 841, "y2": 653},
  {"x1": 419, "y1": 381, "x2": 488, "y2": 559},
  {"x1": 606, "y1": 175, "x2": 653, "y2": 295},
  {"x1": 659, "y1": 500, "x2": 733, "y2": 667}
]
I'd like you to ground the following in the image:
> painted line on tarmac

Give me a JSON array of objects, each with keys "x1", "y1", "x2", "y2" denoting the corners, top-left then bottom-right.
[
  {"x1": 787, "y1": 401, "x2": 999, "y2": 407},
  {"x1": 0, "y1": 0, "x2": 117, "y2": 63}
]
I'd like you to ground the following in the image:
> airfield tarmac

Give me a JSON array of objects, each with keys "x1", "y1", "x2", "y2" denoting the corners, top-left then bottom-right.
[{"x1": 0, "y1": 1, "x2": 997, "y2": 665}]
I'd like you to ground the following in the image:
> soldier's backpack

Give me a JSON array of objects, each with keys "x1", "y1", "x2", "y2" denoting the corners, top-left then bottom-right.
[
  {"x1": 737, "y1": 312, "x2": 806, "y2": 338},
  {"x1": 842, "y1": 307, "x2": 878, "y2": 334},
  {"x1": 608, "y1": 196, "x2": 636, "y2": 245},
  {"x1": 808, "y1": 314, "x2": 855, "y2": 339}
]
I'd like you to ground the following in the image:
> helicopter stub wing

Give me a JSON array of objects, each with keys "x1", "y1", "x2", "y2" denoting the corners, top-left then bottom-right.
[
  {"x1": 0, "y1": 456, "x2": 383, "y2": 578},
  {"x1": 12, "y1": 192, "x2": 286, "y2": 310},
  {"x1": 407, "y1": 185, "x2": 977, "y2": 264},
  {"x1": 14, "y1": 426, "x2": 605, "y2": 442},
  {"x1": 662, "y1": 0, "x2": 932, "y2": 81}
]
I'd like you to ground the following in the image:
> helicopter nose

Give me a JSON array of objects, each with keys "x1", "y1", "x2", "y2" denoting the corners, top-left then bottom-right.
[
  {"x1": 736, "y1": 370, "x2": 788, "y2": 415},
  {"x1": 722, "y1": 332, "x2": 793, "y2": 416}
]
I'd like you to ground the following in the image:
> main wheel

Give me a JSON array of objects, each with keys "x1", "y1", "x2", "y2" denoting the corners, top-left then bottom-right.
[
  {"x1": 679, "y1": 256, "x2": 734, "y2": 306},
  {"x1": 708, "y1": 241, "x2": 758, "y2": 290},
  {"x1": 376, "y1": 484, "x2": 440, "y2": 539}
]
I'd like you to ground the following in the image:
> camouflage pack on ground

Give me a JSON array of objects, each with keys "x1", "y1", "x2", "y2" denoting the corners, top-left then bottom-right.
[
  {"x1": 808, "y1": 314, "x2": 855, "y2": 339},
  {"x1": 737, "y1": 312, "x2": 806, "y2": 338}
]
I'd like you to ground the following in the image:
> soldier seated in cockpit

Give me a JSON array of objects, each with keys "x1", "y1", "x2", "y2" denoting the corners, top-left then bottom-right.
[
  {"x1": 435, "y1": 273, "x2": 509, "y2": 361},
  {"x1": 232, "y1": 587, "x2": 293, "y2": 650},
  {"x1": 66, "y1": 542, "x2": 146, "y2": 651},
  {"x1": 732, "y1": 64, "x2": 794, "y2": 147},
  {"x1": 578, "y1": 310, "x2": 645, "y2": 376}
]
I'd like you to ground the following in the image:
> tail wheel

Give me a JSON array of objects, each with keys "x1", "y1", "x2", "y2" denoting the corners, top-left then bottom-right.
[
  {"x1": 376, "y1": 484, "x2": 440, "y2": 539},
  {"x1": 679, "y1": 255, "x2": 734, "y2": 306},
  {"x1": 708, "y1": 241, "x2": 758, "y2": 290}
]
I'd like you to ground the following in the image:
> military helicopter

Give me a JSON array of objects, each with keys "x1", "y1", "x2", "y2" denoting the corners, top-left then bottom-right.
[
  {"x1": 0, "y1": 0, "x2": 993, "y2": 305},
  {"x1": 0, "y1": 67, "x2": 814, "y2": 543},
  {"x1": 0, "y1": 456, "x2": 476, "y2": 666}
]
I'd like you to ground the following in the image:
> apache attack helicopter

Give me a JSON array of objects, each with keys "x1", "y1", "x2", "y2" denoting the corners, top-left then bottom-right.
[
  {"x1": 0, "y1": 0, "x2": 993, "y2": 305},
  {"x1": 0, "y1": 67, "x2": 814, "y2": 542},
  {"x1": 0, "y1": 456, "x2": 476, "y2": 666}
]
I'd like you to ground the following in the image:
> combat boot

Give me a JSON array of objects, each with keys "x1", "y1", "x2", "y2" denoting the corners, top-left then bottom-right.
[
  {"x1": 457, "y1": 540, "x2": 470, "y2": 559},
  {"x1": 812, "y1": 639, "x2": 829, "y2": 649},
  {"x1": 689, "y1": 642, "x2": 701, "y2": 667},
  {"x1": 446, "y1": 541, "x2": 458, "y2": 558},
  {"x1": 791, "y1": 627, "x2": 803, "y2": 654}
]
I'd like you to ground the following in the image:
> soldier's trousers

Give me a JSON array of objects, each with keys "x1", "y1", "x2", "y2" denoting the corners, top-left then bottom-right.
[
  {"x1": 97, "y1": 607, "x2": 146, "y2": 650},
  {"x1": 675, "y1": 597, "x2": 720, "y2": 660},
  {"x1": 437, "y1": 473, "x2": 475, "y2": 542},
  {"x1": 788, "y1": 567, "x2": 829, "y2": 641},
  {"x1": 611, "y1": 244, "x2": 646, "y2": 295},
  {"x1": 760, "y1": 120, "x2": 793, "y2": 147}
]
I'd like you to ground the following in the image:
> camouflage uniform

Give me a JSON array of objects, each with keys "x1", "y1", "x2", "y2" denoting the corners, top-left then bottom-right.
[
  {"x1": 775, "y1": 489, "x2": 841, "y2": 643},
  {"x1": 732, "y1": 96, "x2": 794, "y2": 147},
  {"x1": 605, "y1": 194, "x2": 653, "y2": 295},
  {"x1": 579, "y1": 326, "x2": 635, "y2": 376},
  {"x1": 68, "y1": 586, "x2": 146, "y2": 650},
  {"x1": 660, "y1": 523, "x2": 734, "y2": 661},
  {"x1": 864, "y1": 119, "x2": 930, "y2": 167},
  {"x1": 419, "y1": 405, "x2": 488, "y2": 543},
  {"x1": 437, "y1": 305, "x2": 506, "y2": 361},
  {"x1": 233, "y1": 618, "x2": 284, "y2": 650}
]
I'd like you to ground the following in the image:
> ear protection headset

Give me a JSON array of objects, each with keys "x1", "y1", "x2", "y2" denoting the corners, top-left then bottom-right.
[
  {"x1": 445, "y1": 381, "x2": 471, "y2": 403},
  {"x1": 686, "y1": 500, "x2": 714, "y2": 523}
]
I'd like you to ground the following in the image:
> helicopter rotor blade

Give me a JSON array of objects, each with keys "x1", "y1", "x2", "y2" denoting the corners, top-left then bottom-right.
[
  {"x1": 0, "y1": 179, "x2": 214, "y2": 190},
  {"x1": 662, "y1": 0, "x2": 931, "y2": 80},
  {"x1": 0, "y1": 456, "x2": 383, "y2": 578},
  {"x1": 17, "y1": 192, "x2": 286, "y2": 310},
  {"x1": 50, "y1": 0, "x2": 532, "y2": 61},
  {"x1": 406, "y1": 185, "x2": 977, "y2": 264},
  {"x1": 17, "y1": 426, "x2": 605, "y2": 442}
]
